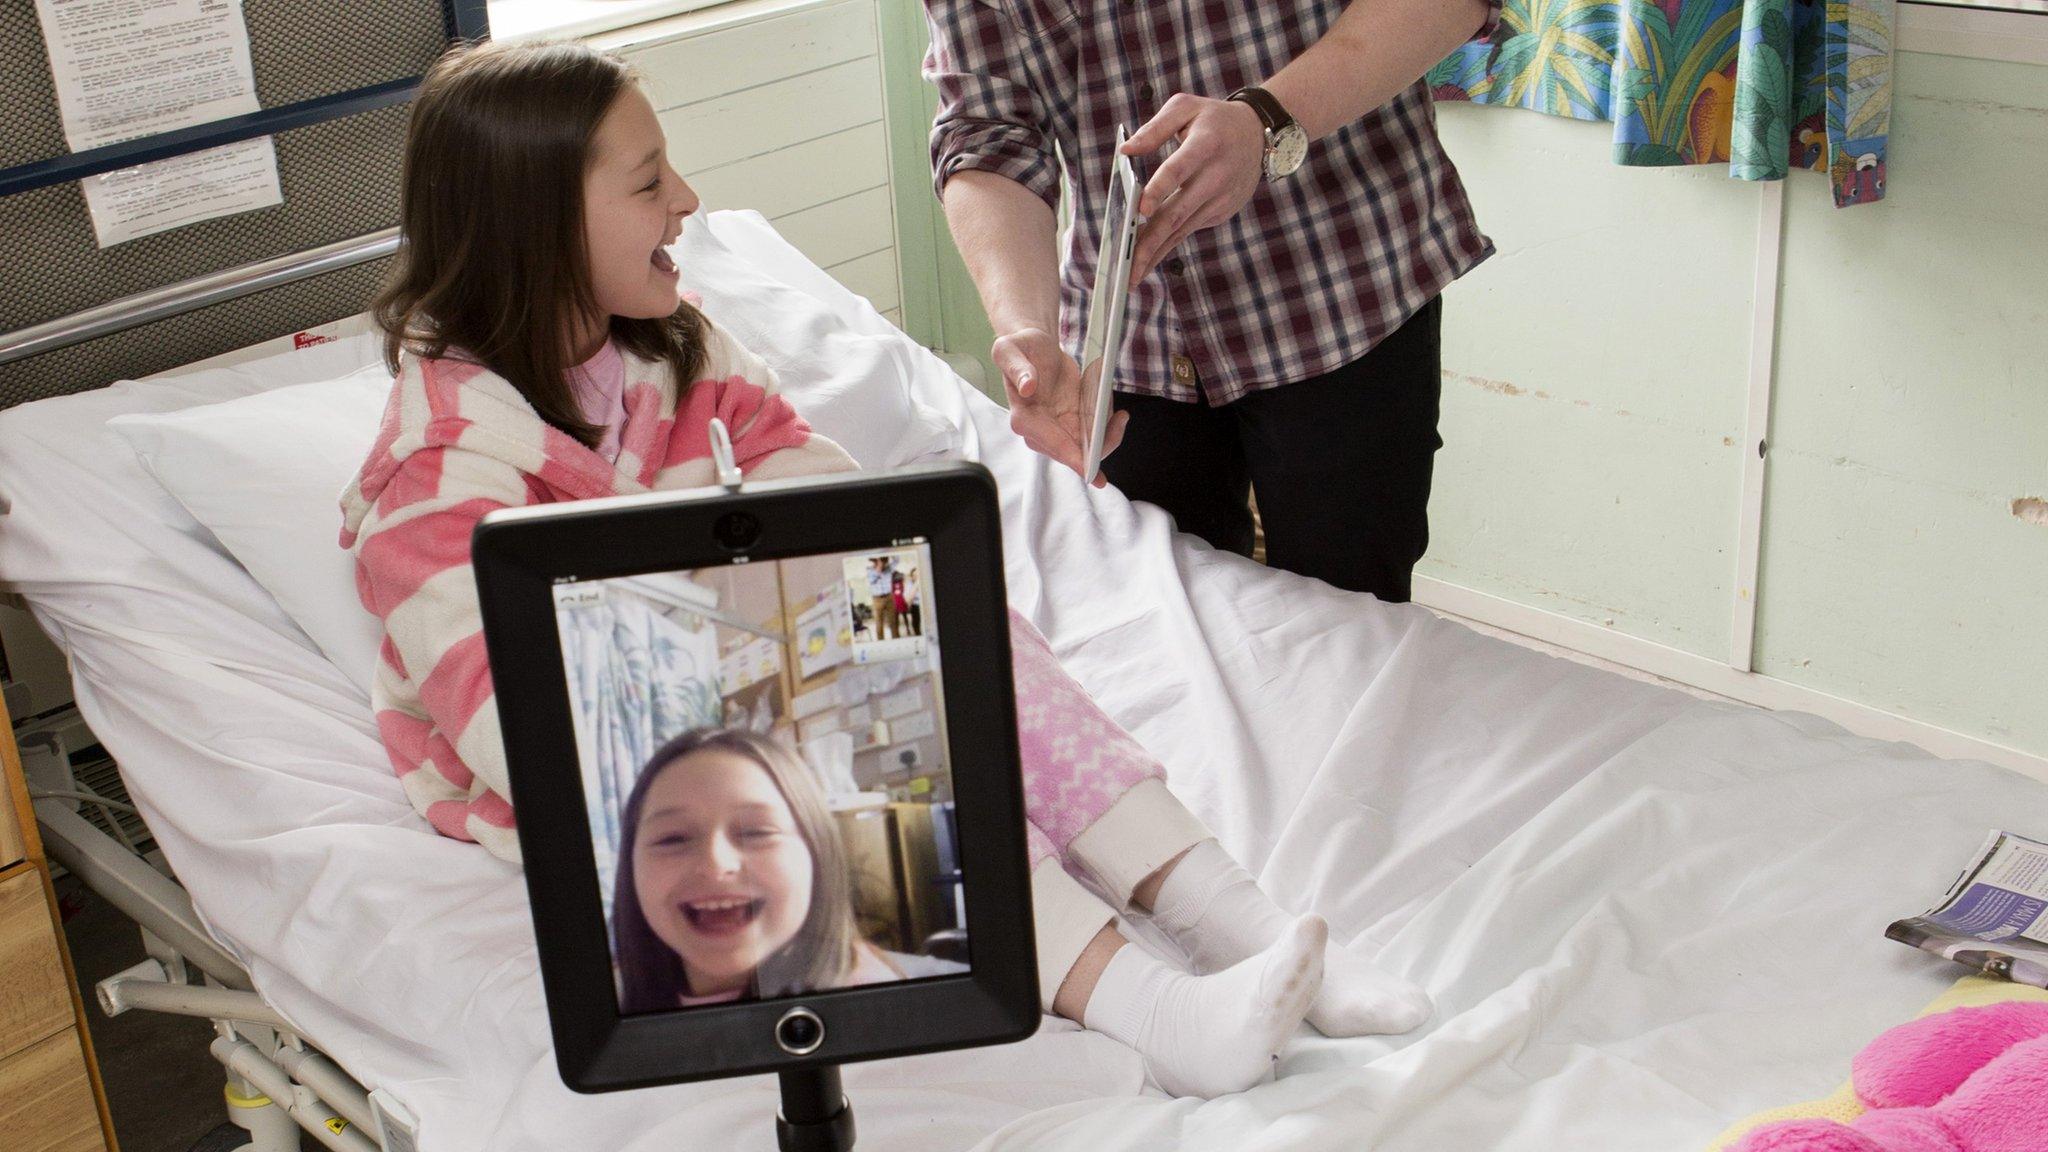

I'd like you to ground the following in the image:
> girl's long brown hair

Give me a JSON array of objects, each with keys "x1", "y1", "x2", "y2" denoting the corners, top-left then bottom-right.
[
  {"x1": 612, "y1": 728, "x2": 861, "y2": 1011},
  {"x1": 374, "y1": 39, "x2": 706, "y2": 449}
]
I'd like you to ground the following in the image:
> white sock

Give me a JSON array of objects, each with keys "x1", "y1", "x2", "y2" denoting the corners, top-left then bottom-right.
[
  {"x1": 1147, "y1": 839, "x2": 1432, "y2": 1038},
  {"x1": 1082, "y1": 915, "x2": 1325, "y2": 1098}
]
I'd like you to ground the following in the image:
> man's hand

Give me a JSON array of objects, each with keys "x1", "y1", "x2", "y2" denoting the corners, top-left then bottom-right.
[
  {"x1": 1122, "y1": 94, "x2": 1267, "y2": 283},
  {"x1": 991, "y1": 327, "x2": 1129, "y2": 487}
]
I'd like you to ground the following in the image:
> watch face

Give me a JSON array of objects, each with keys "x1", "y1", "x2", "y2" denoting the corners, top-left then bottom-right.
[{"x1": 1267, "y1": 124, "x2": 1309, "y2": 179}]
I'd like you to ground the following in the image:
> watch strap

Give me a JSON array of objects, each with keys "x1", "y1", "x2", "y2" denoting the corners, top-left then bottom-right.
[{"x1": 1226, "y1": 86, "x2": 1294, "y2": 135}]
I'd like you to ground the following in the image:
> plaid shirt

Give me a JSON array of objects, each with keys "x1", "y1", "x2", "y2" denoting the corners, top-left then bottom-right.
[{"x1": 925, "y1": 0, "x2": 1499, "y2": 404}]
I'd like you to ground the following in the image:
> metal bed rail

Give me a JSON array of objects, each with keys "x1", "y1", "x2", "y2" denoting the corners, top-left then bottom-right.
[
  {"x1": 36, "y1": 798, "x2": 418, "y2": 1152},
  {"x1": 0, "y1": 229, "x2": 399, "y2": 369}
]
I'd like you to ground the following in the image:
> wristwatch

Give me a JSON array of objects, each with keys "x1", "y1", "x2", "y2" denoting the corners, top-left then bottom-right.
[{"x1": 1226, "y1": 86, "x2": 1308, "y2": 180}]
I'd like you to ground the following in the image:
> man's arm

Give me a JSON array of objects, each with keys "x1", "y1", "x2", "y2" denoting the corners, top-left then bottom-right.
[
  {"x1": 925, "y1": 0, "x2": 1126, "y2": 482},
  {"x1": 941, "y1": 173, "x2": 1129, "y2": 485},
  {"x1": 923, "y1": 0, "x2": 1064, "y2": 341},
  {"x1": 941, "y1": 171, "x2": 1059, "y2": 344},
  {"x1": 1265, "y1": 0, "x2": 1494, "y2": 141},
  {"x1": 1125, "y1": 0, "x2": 1496, "y2": 280}
]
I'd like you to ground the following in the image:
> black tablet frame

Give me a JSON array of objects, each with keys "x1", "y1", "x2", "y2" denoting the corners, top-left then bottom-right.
[{"x1": 472, "y1": 462, "x2": 1039, "y2": 1092}]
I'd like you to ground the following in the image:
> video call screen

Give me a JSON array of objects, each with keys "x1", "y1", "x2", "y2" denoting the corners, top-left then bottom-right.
[{"x1": 549, "y1": 541, "x2": 969, "y2": 1014}]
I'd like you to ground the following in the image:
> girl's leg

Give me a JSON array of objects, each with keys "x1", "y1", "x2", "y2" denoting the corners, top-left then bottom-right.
[
  {"x1": 1007, "y1": 610, "x2": 1208, "y2": 902},
  {"x1": 1030, "y1": 820, "x2": 1326, "y2": 1099},
  {"x1": 1027, "y1": 822, "x2": 1111, "y2": 1011},
  {"x1": 1009, "y1": 609, "x2": 1431, "y2": 1037}
]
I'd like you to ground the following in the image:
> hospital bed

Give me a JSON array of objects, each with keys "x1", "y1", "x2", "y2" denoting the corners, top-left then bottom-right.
[
  {"x1": 3, "y1": 206, "x2": 2047, "y2": 1152},
  {"x1": 6, "y1": 4, "x2": 2048, "y2": 1147}
]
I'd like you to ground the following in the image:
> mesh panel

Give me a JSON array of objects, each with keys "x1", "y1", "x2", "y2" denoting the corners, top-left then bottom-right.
[
  {"x1": 0, "y1": 101, "x2": 409, "y2": 334},
  {"x1": 0, "y1": 258, "x2": 391, "y2": 412},
  {"x1": 0, "y1": 1, "x2": 455, "y2": 412},
  {"x1": 1, "y1": 0, "x2": 446, "y2": 169},
  {"x1": 244, "y1": 0, "x2": 450, "y2": 107}
]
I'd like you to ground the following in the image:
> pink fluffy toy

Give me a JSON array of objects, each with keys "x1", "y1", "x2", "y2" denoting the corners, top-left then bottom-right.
[{"x1": 1731, "y1": 1002, "x2": 2048, "y2": 1152}]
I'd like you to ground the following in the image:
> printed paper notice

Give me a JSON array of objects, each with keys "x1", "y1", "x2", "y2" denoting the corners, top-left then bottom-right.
[
  {"x1": 79, "y1": 138, "x2": 281, "y2": 245},
  {"x1": 35, "y1": 0, "x2": 282, "y2": 246}
]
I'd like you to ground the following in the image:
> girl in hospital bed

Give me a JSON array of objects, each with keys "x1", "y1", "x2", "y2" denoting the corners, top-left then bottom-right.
[
  {"x1": 611, "y1": 727, "x2": 963, "y2": 1012},
  {"x1": 339, "y1": 38, "x2": 1430, "y2": 1097}
]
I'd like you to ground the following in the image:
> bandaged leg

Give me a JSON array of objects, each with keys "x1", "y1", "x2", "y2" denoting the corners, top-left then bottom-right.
[
  {"x1": 1145, "y1": 839, "x2": 1432, "y2": 1037},
  {"x1": 1011, "y1": 610, "x2": 1376, "y2": 1057},
  {"x1": 1035, "y1": 843, "x2": 1326, "y2": 1098},
  {"x1": 1029, "y1": 824, "x2": 1107, "y2": 1013}
]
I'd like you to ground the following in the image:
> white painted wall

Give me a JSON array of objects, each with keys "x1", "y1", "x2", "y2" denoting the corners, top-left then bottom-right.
[
  {"x1": 1425, "y1": 108, "x2": 1757, "y2": 661},
  {"x1": 1426, "y1": 45, "x2": 2048, "y2": 774},
  {"x1": 597, "y1": 0, "x2": 905, "y2": 325}
]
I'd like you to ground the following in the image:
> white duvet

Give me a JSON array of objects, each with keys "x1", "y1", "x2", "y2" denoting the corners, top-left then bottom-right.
[{"x1": 2, "y1": 212, "x2": 2044, "y2": 1151}]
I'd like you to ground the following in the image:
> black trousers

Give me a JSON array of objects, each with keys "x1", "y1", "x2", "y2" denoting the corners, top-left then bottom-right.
[{"x1": 1098, "y1": 296, "x2": 1443, "y2": 602}]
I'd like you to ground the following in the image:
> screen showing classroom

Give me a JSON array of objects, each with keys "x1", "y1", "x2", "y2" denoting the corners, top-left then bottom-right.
[{"x1": 549, "y1": 541, "x2": 968, "y2": 1014}]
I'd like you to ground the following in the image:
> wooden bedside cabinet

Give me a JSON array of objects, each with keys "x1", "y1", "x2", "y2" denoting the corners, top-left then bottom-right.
[{"x1": 1, "y1": 692, "x2": 117, "y2": 1152}]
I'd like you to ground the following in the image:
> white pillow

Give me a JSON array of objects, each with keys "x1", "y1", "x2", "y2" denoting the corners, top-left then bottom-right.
[
  {"x1": 102, "y1": 212, "x2": 967, "y2": 694},
  {"x1": 0, "y1": 325, "x2": 386, "y2": 684},
  {"x1": 108, "y1": 364, "x2": 395, "y2": 687},
  {"x1": 675, "y1": 211, "x2": 961, "y2": 469}
]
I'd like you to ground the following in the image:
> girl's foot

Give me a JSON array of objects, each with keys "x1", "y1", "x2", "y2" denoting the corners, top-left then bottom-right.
[
  {"x1": 1082, "y1": 914, "x2": 1326, "y2": 1098},
  {"x1": 1147, "y1": 839, "x2": 1432, "y2": 1037}
]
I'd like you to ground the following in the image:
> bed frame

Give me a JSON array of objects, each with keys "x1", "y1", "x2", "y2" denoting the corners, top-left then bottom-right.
[{"x1": 2, "y1": 4, "x2": 486, "y2": 1149}]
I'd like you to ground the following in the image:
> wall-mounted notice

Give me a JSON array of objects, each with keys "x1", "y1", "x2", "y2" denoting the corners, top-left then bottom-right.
[
  {"x1": 35, "y1": 0, "x2": 283, "y2": 246},
  {"x1": 717, "y1": 635, "x2": 781, "y2": 697},
  {"x1": 794, "y1": 596, "x2": 852, "y2": 680},
  {"x1": 77, "y1": 141, "x2": 282, "y2": 246}
]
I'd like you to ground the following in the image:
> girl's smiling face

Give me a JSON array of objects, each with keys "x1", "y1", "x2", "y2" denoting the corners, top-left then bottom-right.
[
  {"x1": 631, "y1": 749, "x2": 815, "y2": 998},
  {"x1": 580, "y1": 86, "x2": 699, "y2": 342}
]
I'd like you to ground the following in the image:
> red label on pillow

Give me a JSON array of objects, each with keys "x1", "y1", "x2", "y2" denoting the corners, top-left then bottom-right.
[{"x1": 293, "y1": 331, "x2": 334, "y2": 350}]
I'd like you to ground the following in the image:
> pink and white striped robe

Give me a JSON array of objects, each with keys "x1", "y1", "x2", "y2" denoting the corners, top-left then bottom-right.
[
  {"x1": 339, "y1": 323, "x2": 854, "y2": 859},
  {"x1": 340, "y1": 317, "x2": 1196, "y2": 920}
]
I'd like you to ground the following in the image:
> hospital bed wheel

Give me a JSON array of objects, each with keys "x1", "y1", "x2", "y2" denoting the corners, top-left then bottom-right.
[{"x1": 188, "y1": 1122, "x2": 254, "y2": 1152}]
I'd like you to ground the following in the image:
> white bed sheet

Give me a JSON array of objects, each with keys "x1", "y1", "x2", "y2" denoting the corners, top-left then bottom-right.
[{"x1": 3, "y1": 214, "x2": 2044, "y2": 1151}]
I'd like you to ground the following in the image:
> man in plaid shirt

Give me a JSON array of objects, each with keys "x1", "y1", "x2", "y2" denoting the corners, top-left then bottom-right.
[{"x1": 926, "y1": 0, "x2": 1499, "y2": 602}]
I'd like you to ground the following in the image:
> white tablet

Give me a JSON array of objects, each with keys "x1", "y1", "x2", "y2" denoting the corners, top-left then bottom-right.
[{"x1": 1078, "y1": 127, "x2": 1140, "y2": 486}]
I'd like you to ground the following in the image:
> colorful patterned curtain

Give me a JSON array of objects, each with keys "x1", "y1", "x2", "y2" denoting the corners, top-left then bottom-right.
[{"x1": 1428, "y1": 0, "x2": 1896, "y2": 206}]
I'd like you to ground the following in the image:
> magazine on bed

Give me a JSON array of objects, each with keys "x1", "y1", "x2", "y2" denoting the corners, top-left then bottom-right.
[{"x1": 1888, "y1": 829, "x2": 2048, "y2": 988}]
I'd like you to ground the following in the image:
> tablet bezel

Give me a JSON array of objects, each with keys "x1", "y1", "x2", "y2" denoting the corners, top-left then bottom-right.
[{"x1": 473, "y1": 462, "x2": 1041, "y2": 1091}]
